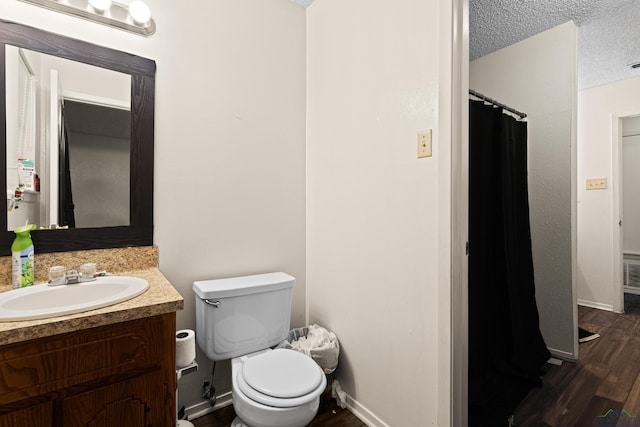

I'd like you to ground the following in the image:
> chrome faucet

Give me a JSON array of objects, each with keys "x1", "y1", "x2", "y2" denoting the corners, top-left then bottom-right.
[
  {"x1": 65, "y1": 269, "x2": 81, "y2": 284},
  {"x1": 48, "y1": 267, "x2": 96, "y2": 286}
]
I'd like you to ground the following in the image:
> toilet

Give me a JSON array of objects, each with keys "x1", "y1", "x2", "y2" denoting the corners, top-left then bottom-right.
[{"x1": 193, "y1": 272, "x2": 326, "y2": 427}]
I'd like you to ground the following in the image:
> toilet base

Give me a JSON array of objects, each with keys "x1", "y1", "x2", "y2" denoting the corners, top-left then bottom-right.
[
  {"x1": 231, "y1": 416, "x2": 248, "y2": 427},
  {"x1": 177, "y1": 421, "x2": 195, "y2": 427}
]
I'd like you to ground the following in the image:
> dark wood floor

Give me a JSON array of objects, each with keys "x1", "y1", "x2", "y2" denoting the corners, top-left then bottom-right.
[
  {"x1": 191, "y1": 391, "x2": 366, "y2": 427},
  {"x1": 512, "y1": 294, "x2": 640, "y2": 426}
]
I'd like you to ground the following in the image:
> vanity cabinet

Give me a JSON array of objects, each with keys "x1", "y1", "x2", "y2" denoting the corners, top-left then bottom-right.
[
  {"x1": 0, "y1": 313, "x2": 176, "y2": 427},
  {"x1": 0, "y1": 402, "x2": 52, "y2": 427},
  {"x1": 60, "y1": 371, "x2": 164, "y2": 426}
]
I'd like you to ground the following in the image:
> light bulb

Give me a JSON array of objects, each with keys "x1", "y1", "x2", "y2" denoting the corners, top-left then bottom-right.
[
  {"x1": 129, "y1": 1, "x2": 151, "y2": 26},
  {"x1": 89, "y1": 0, "x2": 112, "y2": 13}
]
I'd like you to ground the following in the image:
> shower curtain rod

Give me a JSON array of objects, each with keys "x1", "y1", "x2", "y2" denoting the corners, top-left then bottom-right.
[{"x1": 469, "y1": 89, "x2": 527, "y2": 119}]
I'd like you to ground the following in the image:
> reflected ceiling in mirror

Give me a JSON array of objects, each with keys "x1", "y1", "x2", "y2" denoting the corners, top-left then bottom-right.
[
  {"x1": 0, "y1": 19, "x2": 155, "y2": 255},
  {"x1": 6, "y1": 46, "x2": 133, "y2": 231}
]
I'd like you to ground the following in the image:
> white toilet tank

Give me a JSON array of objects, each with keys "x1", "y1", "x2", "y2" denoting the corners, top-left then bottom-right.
[{"x1": 193, "y1": 272, "x2": 295, "y2": 361}]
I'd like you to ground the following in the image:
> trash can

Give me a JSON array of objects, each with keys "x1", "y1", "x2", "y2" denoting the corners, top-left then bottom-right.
[{"x1": 278, "y1": 324, "x2": 340, "y2": 375}]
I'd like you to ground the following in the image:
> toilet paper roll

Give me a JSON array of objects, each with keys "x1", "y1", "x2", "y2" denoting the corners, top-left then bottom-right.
[{"x1": 176, "y1": 329, "x2": 196, "y2": 369}]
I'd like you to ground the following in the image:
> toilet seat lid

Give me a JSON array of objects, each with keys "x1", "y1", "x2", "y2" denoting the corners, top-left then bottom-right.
[{"x1": 241, "y1": 349, "x2": 323, "y2": 399}]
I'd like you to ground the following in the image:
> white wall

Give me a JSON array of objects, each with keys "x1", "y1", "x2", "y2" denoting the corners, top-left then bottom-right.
[
  {"x1": 470, "y1": 22, "x2": 578, "y2": 359},
  {"x1": 307, "y1": 0, "x2": 453, "y2": 425},
  {"x1": 36, "y1": 54, "x2": 129, "y2": 104},
  {"x1": 0, "y1": 0, "x2": 306, "y2": 412},
  {"x1": 623, "y1": 116, "x2": 640, "y2": 135},
  {"x1": 623, "y1": 117, "x2": 640, "y2": 254},
  {"x1": 578, "y1": 76, "x2": 640, "y2": 310}
]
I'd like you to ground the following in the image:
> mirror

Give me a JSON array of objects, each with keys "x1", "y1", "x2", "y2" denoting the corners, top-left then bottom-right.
[
  {"x1": 7, "y1": 46, "x2": 132, "y2": 231},
  {"x1": 0, "y1": 19, "x2": 155, "y2": 255}
]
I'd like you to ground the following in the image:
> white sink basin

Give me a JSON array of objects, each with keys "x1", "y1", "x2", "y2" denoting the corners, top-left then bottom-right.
[{"x1": 0, "y1": 276, "x2": 149, "y2": 321}]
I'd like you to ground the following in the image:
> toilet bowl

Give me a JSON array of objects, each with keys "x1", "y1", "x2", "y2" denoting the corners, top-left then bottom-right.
[{"x1": 230, "y1": 349, "x2": 327, "y2": 427}]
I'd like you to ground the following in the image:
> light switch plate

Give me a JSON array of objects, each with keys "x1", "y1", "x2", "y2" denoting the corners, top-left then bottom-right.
[
  {"x1": 586, "y1": 178, "x2": 607, "y2": 190},
  {"x1": 418, "y1": 130, "x2": 432, "y2": 158}
]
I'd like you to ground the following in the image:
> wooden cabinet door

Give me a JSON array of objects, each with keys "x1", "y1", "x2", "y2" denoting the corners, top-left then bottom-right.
[
  {"x1": 60, "y1": 372, "x2": 166, "y2": 427},
  {"x1": 0, "y1": 402, "x2": 52, "y2": 427}
]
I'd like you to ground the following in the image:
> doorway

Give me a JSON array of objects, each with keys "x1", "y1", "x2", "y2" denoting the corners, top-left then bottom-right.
[
  {"x1": 616, "y1": 116, "x2": 640, "y2": 313},
  {"x1": 62, "y1": 99, "x2": 131, "y2": 229}
]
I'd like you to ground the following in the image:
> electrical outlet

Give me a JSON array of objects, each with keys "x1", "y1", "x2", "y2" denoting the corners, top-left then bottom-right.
[
  {"x1": 418, "y1": 130, "x2": 432, "y2": 158},
  {"x1": 586, "y1": 178, "x2": 607, "y2": 190}
]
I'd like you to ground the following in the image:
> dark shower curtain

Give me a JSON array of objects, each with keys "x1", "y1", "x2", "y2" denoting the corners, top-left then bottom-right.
[
  {"x1": 468, "y1": 100, "x2": 550, "y2": 426},
  {"x1": 58, "y1": 106, "x2": 75, "y2": 228}
]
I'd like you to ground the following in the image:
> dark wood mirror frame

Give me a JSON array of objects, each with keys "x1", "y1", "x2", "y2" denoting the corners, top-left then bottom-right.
[{"x1": 0, "y1": 19, "x2": 155, "y2": 255}]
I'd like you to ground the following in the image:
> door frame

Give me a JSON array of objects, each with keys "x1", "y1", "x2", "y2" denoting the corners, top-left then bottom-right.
[
  {"x1": 612, "y1": 113, "x2": 640, "y2": 313},
  {"x1": 450, "y1": 0, "x2": 469, "y2": 424}
]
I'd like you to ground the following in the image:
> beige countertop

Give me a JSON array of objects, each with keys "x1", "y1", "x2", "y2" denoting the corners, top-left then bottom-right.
[{"x1": 0, "y1": 267, "x2": 184, "y2": 346}]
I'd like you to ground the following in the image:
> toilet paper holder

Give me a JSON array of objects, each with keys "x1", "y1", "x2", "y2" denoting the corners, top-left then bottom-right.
[
  {"x1": 176, "y1": 361, "x2": 198, "y2": 426},
  {"x1": 177, "y1": 361, "x2": 198, "y2": 381}
]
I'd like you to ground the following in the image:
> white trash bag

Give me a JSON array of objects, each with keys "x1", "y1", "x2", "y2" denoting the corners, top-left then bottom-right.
[{"x1": 277, "y1": 324, "x2": 340, "y2": 374}]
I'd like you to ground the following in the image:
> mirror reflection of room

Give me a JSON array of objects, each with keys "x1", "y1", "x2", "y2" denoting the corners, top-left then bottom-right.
[{"x1": 5, "y1": 45, "x2": 131, "y2": 231}]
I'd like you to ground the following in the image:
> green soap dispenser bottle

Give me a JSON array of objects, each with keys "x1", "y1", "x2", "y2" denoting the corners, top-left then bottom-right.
[{"x1": 11, "y1": 223, "x2": 36, "y2": 289}]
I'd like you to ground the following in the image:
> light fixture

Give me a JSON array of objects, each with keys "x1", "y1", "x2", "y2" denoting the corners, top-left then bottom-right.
[
  {"x1": 89, "y1": 0, "x2": 112, "y2": 13},
  {"x1": 128, "y1": 0, "x2": 151, "y2": 26},
  {"x1": 18, "y1": 0, "x2": 156, "y2": 36}
]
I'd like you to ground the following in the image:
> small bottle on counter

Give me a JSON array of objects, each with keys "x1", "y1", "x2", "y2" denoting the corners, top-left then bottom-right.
[{"x1": 11, "y1": 223, "x2": 36, "y2": 288}]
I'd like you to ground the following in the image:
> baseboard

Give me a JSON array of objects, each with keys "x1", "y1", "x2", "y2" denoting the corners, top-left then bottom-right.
[
  {"x1": 577, "y1": 299, "x2": 614, "y2": 312},
  {"x1": 624, "y1": 286, "x2": 640, "y2": 296},
  {"x1": 186, "y1": 392, "x2": 232, "y2": 421},
  {"x1": 344, "y1": 393, "x2": 390, "y2": 427},
  {"x1": 548, "y1": 348, "x2": 576, "y2": 362},
  {"x1": 547, "y1": 357, "x2": 563, "y2": 366},
  {"x1": 187, "y1": 390, "x2": 387, "y2": 427}
]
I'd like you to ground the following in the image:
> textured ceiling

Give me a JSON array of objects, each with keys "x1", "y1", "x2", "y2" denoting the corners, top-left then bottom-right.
[{"x1": 470, "y1": 0, "x2": 640, "y2": 89}]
